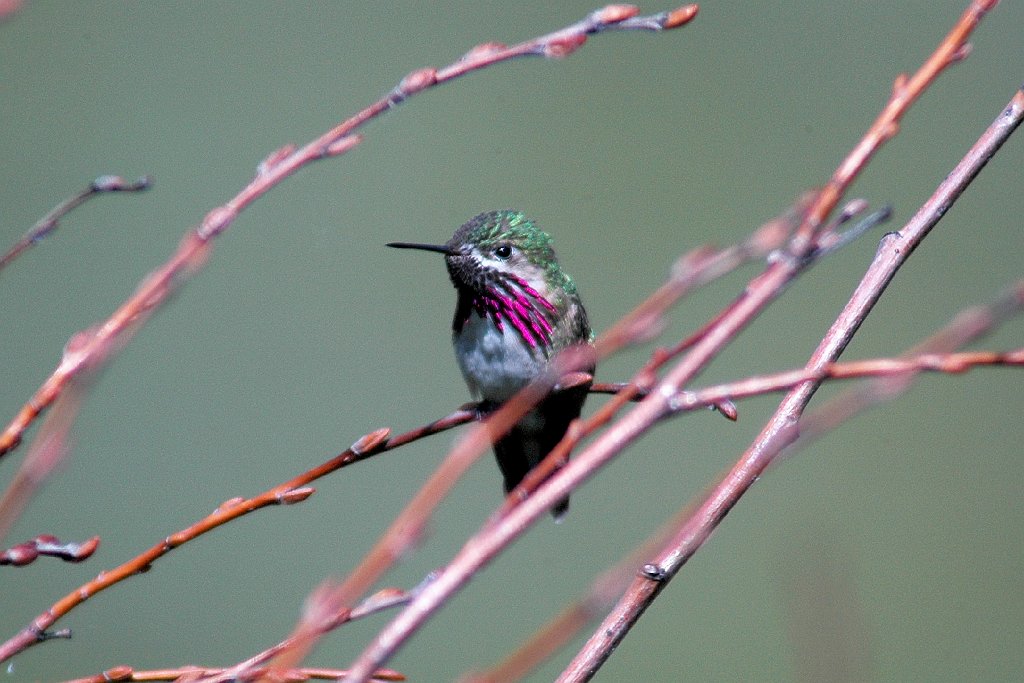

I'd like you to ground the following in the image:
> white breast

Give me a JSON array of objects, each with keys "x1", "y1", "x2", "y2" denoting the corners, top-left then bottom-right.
[{"x1": 454, "y1": 312, "x2": 546, "y2": 403}]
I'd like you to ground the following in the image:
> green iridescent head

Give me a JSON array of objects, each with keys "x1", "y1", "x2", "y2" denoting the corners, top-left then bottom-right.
[
  {"x1": 444, "y1": 210, "x2": 577, "y2": 295},
  {"x1": 448, "y1": 210, "x2": 552, "y2": 258}
]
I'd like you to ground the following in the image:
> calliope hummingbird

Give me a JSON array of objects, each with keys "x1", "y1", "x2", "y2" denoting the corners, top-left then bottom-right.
[{"x1": 388, "y1": 210, "x2": 594, "y2": 518}]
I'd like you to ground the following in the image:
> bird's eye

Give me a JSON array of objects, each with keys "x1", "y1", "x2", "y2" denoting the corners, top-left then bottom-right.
[{"x1": 493, "y1": 244, "x2": 513, "y2": 260}]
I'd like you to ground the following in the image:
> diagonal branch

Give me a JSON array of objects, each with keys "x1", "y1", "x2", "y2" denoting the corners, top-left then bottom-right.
[
  {"x1": 0, "y1": 410, "x2": 469, "y2": 662},
  {"x1": 62, "y1": 664, "x2": 405, "y2": 683},
  {"x1": 563, "y1": 70, "x2": 1022, "y2": 683},
  {"x1": 789, "y1": 0, "x2": 998, "y2": 251},
  {"x1": 0, "y1": 175, "x2": 151, "y2": 274}
]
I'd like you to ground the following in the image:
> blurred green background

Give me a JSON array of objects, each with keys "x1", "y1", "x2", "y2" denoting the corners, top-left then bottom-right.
[{"x1": 2, "y1": 2, "x2": 1022, "y2": 681}]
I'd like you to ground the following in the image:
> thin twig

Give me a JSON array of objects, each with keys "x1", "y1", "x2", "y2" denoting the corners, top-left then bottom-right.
[
  {"x1": 0, "y1": 411, "x2": 468, "y2": 662},
  {"x1": 562, "y1": 37, "x2": 1017, "y2": 683},
  {"x1": 788, "y1": 0, "x2": 995, "y2": 252},
  {"x1": 660, "y1": 346, "x2": 1024, "y2": 414},
  {"x1": 786, "y1": 279, "x2": 1024, "y2": 454},
  {"x1": 201, "y1": 575, "x2": 437, "y2": 683},
  {"x1": 61, "y1": 664, "x2": 405, "y2": 683},
  {"x1": 0, "y1": 175, "x2": 151, "y2": 273}
]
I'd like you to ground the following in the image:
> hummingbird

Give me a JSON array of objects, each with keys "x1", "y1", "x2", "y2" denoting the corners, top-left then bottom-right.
[{"x1": 388, "y1": 210, "x2": 594, "y2": 518}]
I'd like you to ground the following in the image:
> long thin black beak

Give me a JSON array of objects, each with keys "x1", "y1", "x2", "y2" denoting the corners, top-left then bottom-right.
[{"x1": 385, "y1": 242, "x2": 452, "y2": 255}]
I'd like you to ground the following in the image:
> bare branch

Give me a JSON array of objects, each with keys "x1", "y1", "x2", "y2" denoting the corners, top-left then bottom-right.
[
  {"x1": 789, "y1": 0, "x2": 1001, "y2": 252},
  {"x1": 0, "y1": 175, "x2": 151, "y2": 274},
  {"x1": 0, "y1": 412, "x2": 467, "y2": 662},
  {"x1": 788, "y1": 279, "x2": 1024, "y2": 451},
  {"x1": 564, "y1": 61, "x2": 1020, "y2": 683},
  {"x1": 61, "y1": 664, "x2": 406, "y2": 683}
]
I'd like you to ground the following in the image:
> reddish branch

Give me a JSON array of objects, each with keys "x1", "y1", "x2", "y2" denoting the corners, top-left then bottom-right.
[
  {"x1": 196, "y1": 580, "x2": 436, "y2": 683},
  {"x1": 563, "y1": 12, "x2": 1016, "y2": 683},
  {"x1": 0, "y1": 412, "x2": 469, "y2": 662},
  {"x1": 0, "y1": 175, "x2": 151, "y2": 273},
  {"x1": 789, "y1": 1, "x2": 993, "y2": 251},
  {"x1": 61, "y1": 665, "x2": 405, "y2": 683},
  {"x1": 662, "y1": 347, "x2": 1024, "y2": 412},
  {"x1": 788, "y1": 280, "x2": 1024, "y2": 451}
]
